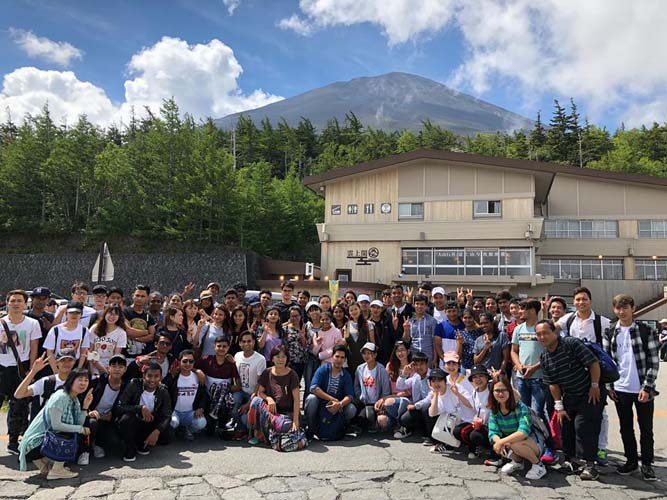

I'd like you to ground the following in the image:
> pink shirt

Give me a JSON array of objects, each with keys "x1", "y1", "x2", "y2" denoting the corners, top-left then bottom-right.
[{"x1": 311, "y1": 326, "x2": 342, "y2": 364}]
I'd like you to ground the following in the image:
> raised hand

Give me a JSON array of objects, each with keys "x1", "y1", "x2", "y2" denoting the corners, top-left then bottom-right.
[
  {"x1": 392, "y1": 310, "x2": 399, "y2": 330},
  {"x1": 30, "y1": 352, "x2": 49, "y2": 373},
  {"x1": 402, "y1": 316, "x2": 411, "y2": 332},
  {"x1": 466, "y1": 289, "x2": 474, "y2": 302},
  {"x1": 405, "y1": 286, "x2": 414, "y2": 303}
]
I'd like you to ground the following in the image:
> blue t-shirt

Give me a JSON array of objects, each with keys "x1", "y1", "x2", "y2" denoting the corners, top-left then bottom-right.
[{"x1": 435, "y1": 320, "x2": 464, "y2": 354}]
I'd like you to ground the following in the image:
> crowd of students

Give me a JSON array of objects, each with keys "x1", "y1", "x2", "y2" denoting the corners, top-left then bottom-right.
[{"x1": 0, "y1": 280, "x2": 662, "y2": 483}]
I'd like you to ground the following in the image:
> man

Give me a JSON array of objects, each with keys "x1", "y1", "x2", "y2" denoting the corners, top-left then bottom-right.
[
  {"x1": 259, "y1": 290, "x2": 272, "y2": 311},
  {"x1": 541, "y1": 295, "x2": 567, "y2": 323},
  {"x1": 431, "y1": 287, "x2": 447, "y2": 324},
  {"x1": 382, "y1": 285, "x2": 414, "y2": 363},
  {"x1": 393, "y1": 351, "x2": 434, "y2": 441},
  {"x1": 26, "y1": 287, "x2": 54, "y2": 359},
  {"x1": 434, "y1": 301, "x2": 464, "y2": 368},
  {"x1": 305, "y1": 345, "x2": 356, "y2": 439},
  {"x1": 353, "y1": 342, "x2": 391, "y2": 431},
  {"x1": 169, "y1": 350, "x2": 208, "y2": 441},
  {"x1": 124, "y1": 334, "x2": 176, "y2": 384},
  {"x1": 276, "y1": 281, "x2": 297, "y2": 323},
  {"x1": 44, "y1": 301, "x2": 91, "y2": 372},
  {"x1": 556, "y1": 286, "x2": 611, "y2": 465},
  {"x1": 297, "y1": 290, "x2": 311, "y2": 310},
  {"x1": 538, "y1": 320, "x2": 604, "y2": 480},
  {"x1": 495, "y1": 290, "x2": 514, "y2": 337},
  {"x1": 207, "y1": 282, "x2": 222, "y2": 305},
  {"x1": 223, "y1": 289, "x2": 239, "y2": 311},
  {"x1": 369, "y1": 300, "x2": 390, "y2": 364},
  {"x1": 381, "y1": 289, "x2": 392, "y2": 308},
  {"x1": 107, "y1": 287, "x2": 124, "y2": 307},
  {"x1": 603, "y1": 294, "x2": 660, "y2": 481},
  {"x1": 511, "y1": 299, "x2": 548, "y2": 427},
  {"x1": 54, "y1": 281, "x2": 97, "y2": 328},
  {"x1": 659, "y1": 318, "x2": 667, "y2": 362},
  {"x1": 123, "y1": 285, "x2": 157, "y2": 358},
  {"x1": 505, "y1": 299, "x2": 522, "y2": 341},
  {"x1": 233, "y1": 331, "x2": 266, "y2": 435},
  {"x1": 14, "y1": 350, "x2": 75, "y2": 410},
  {"x1": 91, "y1": 285, "x2": 108, "y2": 314},
  {"x1": 195, "y1": 336, "x2": 242, "y2": 435},
  {"x1": 147, "y1": 292, "x2": 164, "y2": 327},
  {"x1": 402, "y1": 294, "x2": 437, "y2": 367},
  {"x1": 117, "y1": 362, "x2": 173, "y2": 462},
  {"x1": 233, "y1": 283, "x2": 248, "y2": 305}
]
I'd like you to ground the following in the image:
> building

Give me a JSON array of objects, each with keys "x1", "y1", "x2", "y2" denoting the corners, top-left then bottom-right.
[{"x1": 304, "y1": 149, "x2": 667, "y2": 315}]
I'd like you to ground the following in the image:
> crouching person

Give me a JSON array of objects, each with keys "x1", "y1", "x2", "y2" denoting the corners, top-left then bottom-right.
[
  {"x1": 354, "y1": 342, "x2": 391, "y2": 432},
  {"x1": 169, "y1": 350, "x2": 208, "y2": 441},
  {"x1": 117, "y1": 362, "x2": 174, "y2": 462}
]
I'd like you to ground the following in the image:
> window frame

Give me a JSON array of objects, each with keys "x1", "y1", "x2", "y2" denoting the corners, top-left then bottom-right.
[
  {"x1": 473, "y1": 200, "x2": 502, "y2": 219},
  {"x1": 398, "y1": 202, "x2": 424, "y2": 220}
]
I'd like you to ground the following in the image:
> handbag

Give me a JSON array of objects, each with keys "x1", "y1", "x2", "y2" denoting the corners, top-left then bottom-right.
[
  {"x1": 432, "y1": 412, "x2": 461, "y2": 447},
  {"x1": 269, "y1": 428, "x2": 309, "y2": 452},
  {"x1": 40, "y1": 413, "x2": 78, "y2": 462}
]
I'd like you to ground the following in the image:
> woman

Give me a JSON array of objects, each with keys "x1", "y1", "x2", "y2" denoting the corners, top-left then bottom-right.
[
  {"x1": 386, "y1": 340, "x2": 413, "y2": 395},
  {"x1": 89, "y1": 304, "x2": 127, "y2": 377},
  {"x1": 169, "y1": 293, "x2": 184, "y2": 308},
  {"x1": 456, "y1": 308, "x2": 483, "y2": 370},
  {"x1": 473, "y1": 313, "x2": 510, "y2": 373},
  {"x1": 332, "y1": 304, "x2": 348, "y2": 331},
  {"x1": 194, "y1": 305, "x2": 228, "y2": 358},
  {"x1": 19, "y1": 369, "x2": 93, "y2": 479},
  {"x1": 318, "y1": 294, "x2": 332, "y2": 313},
  {"x1": 376, "y1": 341, "x2": 413, "y2": 432},
  {"x1": 283, "y1": 305, "x2": 309, "y2": 379},
  {"x1": 247, "y1": 300, "x2": 263, "y2": 331},
  {"x1": 485, "y1": 296, "x2": 499, "y2": 316},
  {"x1": 158, "y1": 306, "x2": 190, "y2": 357},
  {"x1": 247, "y1": 345, "x2": 303, "y2": 449},
  {"x1": 182, "y1": 299, "x2": 200, "y2": 347},
  {"x1": 487, "y1": 374, "x2": 546, "y2": 480},
  {"x1": 229, "y1": 305, "x2": 249, "y2": 356},
  {"x1": 344, "y1": 302, "x2": 373, "y2": 374},
  {"x1": 255, "y1": 306, "x2": 285, "y2": 363},
  {"x1": 472, "y1": 299, "x2": 485, "y2": 321},
  {"x1": 303, "y1": 302, "x2": 323, "y2": 404},
  {"x1": 343, "y1": 290, "x2": 357, "y2": 308},
  {"x1": 311, "y1": 311, "x2": 342, "y2": 365}
]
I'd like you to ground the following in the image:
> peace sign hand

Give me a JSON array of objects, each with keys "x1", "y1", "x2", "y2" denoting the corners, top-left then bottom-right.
[
  {"x1": 403, "y1": 316, "x2": 411, "y2": 331},
  {"x1": 405, "y1": 287, "x2": 414, "y2": 303},
  {"x1": 30, "y1": 352, "x2": 49, "y2": 374},
  {"x1": 456, "y1": 288, "x2": 465, "y2": 305},
  {"x1": 466, "y1": 289, "x2": 474, "y2": 302},
  {"x1": 392, "y1": 310, "x2": 399, "y2": 330}
]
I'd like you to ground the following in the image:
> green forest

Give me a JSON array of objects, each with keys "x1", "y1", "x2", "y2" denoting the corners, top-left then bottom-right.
[{"x1": 1, "y1": 98, "x2": 666, "y2": 261}]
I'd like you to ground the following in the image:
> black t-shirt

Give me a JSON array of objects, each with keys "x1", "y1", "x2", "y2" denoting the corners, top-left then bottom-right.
[
  {"x1": 123, "y1": 307, "x2": 157, "y2": 357},
  {"x1": 258, "y1": 368, "x2": 300, "y2": 415}
]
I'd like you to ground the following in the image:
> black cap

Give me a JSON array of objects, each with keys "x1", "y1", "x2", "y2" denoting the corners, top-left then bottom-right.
[
  {"x1": 468, "y1": 364, "x2": 490, "y2": 382},
  {"x1": 412, "y1": 351, "x2": 428, "y2": 363},
  {"x1": 109, "y1": 354, "x2": 127, "y2": 366},
  {"x1": 428, "y1": 368, "x2": 446, "y2": 380},
  {"x1": 30, "y1": 287, "x2": 51, "y2": 297},
  {"x1": 66, "y1": 301, "x2": 84, "y2": 313},
  {"x1": 92, "y1": 284, "x2": 108, "y2": 295},
  {"x1": 108, "y1": 286, "x2": 124, "y2": 296}
]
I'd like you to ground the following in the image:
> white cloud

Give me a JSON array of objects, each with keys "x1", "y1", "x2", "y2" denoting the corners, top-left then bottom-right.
[
  {"x1": 277, "y1": 14, "x2": 315, "y2": 36},
  {"x1": 10, "y1": 28, "x2": 83, "y2": 67},
  {"x1": 0, "y1": 37, "x2": 282, "y2": 127},
  {"x1": 280, "y1": 0, "x2": 667, "y2": 125},
  {"x1": 223, "y1": 0, "x2": 240, "y2": 15}
]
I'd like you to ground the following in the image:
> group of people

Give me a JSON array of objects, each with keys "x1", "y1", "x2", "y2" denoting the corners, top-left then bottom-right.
[{"x1": 0, "y1": 279, "x2": 660, "y2": 484}]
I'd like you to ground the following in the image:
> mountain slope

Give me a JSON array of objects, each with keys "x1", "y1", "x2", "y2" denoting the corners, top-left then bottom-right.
[{"x1": 215, "y1": 72, "x2": 533, "y2": 135}]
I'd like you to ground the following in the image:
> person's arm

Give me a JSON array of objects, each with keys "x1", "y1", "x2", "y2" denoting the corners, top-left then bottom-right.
[
  {"x1": 116, "y1": 381, "x2": 143, "y2": 415},
  {"x1": 48, "y1": 405, "x2": 85, "y2": 434},
  {"x1": 428, "y1": 391, "x2": 439, "y2": 417},
  {"x1": 46, "y1": 349, "x2": 58, "y2": 374},
  {"x1": 311, "y1": 386, "x2": 337, "y2": 403},
  {"x1": 290, "y1": 385, "x2": 300, "y2": 431},
  {"x1": 500, "y1": 345, "x2": 510, "y2": 373},
  {"x1": 353, "y1": 367, "x2": 362, "y2": 400},
  {"x1": 434, "y1": 325, "x2": 444, "y2": 362},
  {"x1": 640, "y1": 327, "x2": 661, "y2": 397},
  {"x1": 13, "y1": 353, "x2": 48, "y2": 399},
  {"x1": 29, "y1": 322, "x2": 41, "y2": 367},
  {"x1": 473, "y1": 336, "x2": 490, "y2": 364},
  {"x1": 510, "y1": 343, "x2": 522, "y2": 371},
  {"x1": 154, "y1": 387, "x2": 172, "y2": 433}
]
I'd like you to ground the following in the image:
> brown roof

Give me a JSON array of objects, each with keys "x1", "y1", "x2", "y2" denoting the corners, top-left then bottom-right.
[{"x1": 303, "y1": 149, "x2": 667, "y2": 189}]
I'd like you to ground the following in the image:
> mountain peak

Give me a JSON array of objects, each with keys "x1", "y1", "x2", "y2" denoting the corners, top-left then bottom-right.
[{"x1": 215, "y1": 72, "x2": 533, "y2": 135}]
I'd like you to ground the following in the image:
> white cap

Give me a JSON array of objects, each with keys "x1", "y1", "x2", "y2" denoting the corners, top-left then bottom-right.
[
  {"x1": 660, "y1": 318, "x2": 667, "y2": 324},
  {"x1": 305, "y1": 301, "x2": 321, "y2": 312},
  {"x1": 370, "y1": 299, "x2": 383, "y2": 308},
  {"x1": 432, "y1": 286, "x2": 446, "y2": 297},
  {"x1": 357, "y1": 294, "x2": 371, "y2": 303},
  {"x1": 361, "y1": 342, "x2": 377, "y2": 352}
]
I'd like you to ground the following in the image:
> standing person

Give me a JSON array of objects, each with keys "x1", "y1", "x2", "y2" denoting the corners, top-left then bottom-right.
[
  {"x1": 234, "y1": 331, "x2": 266, "y2": 436},
  {"x1": 487, "y1": 374, "x2": 546, "y2": 480},
  {"x1": 434, "y1": 301, "x2": 464, "y2": 369},
  {"x1": 1, "y1": 290, "x2": 41, "y2": 454},
  {"x1": 537, "y1": 319, "x2": 604, "y2": 480},
  {"x1": 228, "y1": 305, "x2": 249, "y2": 356},
  {"x1": 343, "y1": 290, "x2": 358, "y2": 308},
  {"x1": 353, "y1": 343, "x2": 391, "y2": 432},
  {"x1": 117, "y1": 362, "x2": 173, "y2": 461},
  {"x1": 556, "y1": 287, "x2": 611, "y2": 465},
  {"x1": 542, "y1": 296, "x2": 567, "y2": 323},
  {"x1": 393, "y1": 351, "x2": 433, "y2": 441},
  {"x1": 344, "y1": 302, "x2": 373, "y2": 375},
  {"x1": 431, "y1": 287, "x2": 447, "y2": 324},
  {"x1": 604, "y1": 294, "x2": 660, "y2": 481},
  {"x1": 26, "y1": 287, "x2": 54, "y2": 360},
  {"x1": 369, "y1": 300, "x2": 390, "y2": 364},
  {"x1": 123, "y1": 285, "x2": 157, "y2": 359},
  {"x1": 148, "y1": 292, "x2": 165, "y2": 327},
  {"x1": 510, "y1": 299, "x2": 548, "y2": 427},
  {"x1": 107, "y1": 287, "x2": 124, "y2": 307},
  {"x1": 259, "y1": 290, "x2": 272, "y2": 316},
  {"x1": 18, "y1": 369, "x2": 93, "y2": 479},
  {"x1": 233, "y1": 283, "x2": 248, "y2": 306},
  {"x1": 54, "y1": 282, "x2": 97, "y2": 328},
  {"x1": 383, "y1": 285, "x2": 414, "y2": 355},
  {"x1": 402, "y1": 294, "x2": 437, "y2": 367},
  {"x1": 255, "y1": 307, "x2": 286, "y2": 363},
  {"x1": 356, "y1": 294, "x2": 372, "y2": 320},
  {"x1": 457, "y1": 308, "x2": 483, "y2": 370},
  {"x1": 318, "y1": 294, "x2": 332, "y2": 313},
  {"x1": 223, "y1": 289, "x2": 240, "y2": 311},
  {"x1": 474, "y1": 312, "x2": 510, "y2": 372},
  {"x1": 276, "y1": 281, "x2": 297, "y2": 323},
  {"x1": 381, "y1": 289, "x2": 393, "y2": 309},
  {"x1": 485, "y1": 296, "x2": 499, "y2": 316},
  {"x1": 44, "y1": 301, "x2": 91, "y2": 372},
  {"x1": 332, "y1": 304, "x2": 348, "y2": 331},
  {"x1": 495, "y1": 291, "x2": 514, "y2": 338},
  {"x1": 194, "y1": 305, "x2": 228, "y2": 358},
  {"x1": 284, "y1": 306, "x2": 309, "y2": 379},
  {"x1": 311, "y1": 311, "x2": 342, "y2": 365},
  {"x1": 169, "y1": 350, "x2": 208, "y2": 441},
  {"x1": 182, "y1": 299, "x2": 200, "y2": 349},
  {"x1": 91, "y1": 285, "x2": 109, "y2": 316},
  {"x1": 88, "y1": 304, "x2": 127, "y2": 377},
  {"x1": 303, "y1": 302, "x2": 323, "y2": 404}
]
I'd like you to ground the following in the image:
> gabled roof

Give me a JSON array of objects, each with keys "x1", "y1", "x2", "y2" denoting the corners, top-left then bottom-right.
[{"x1": 303, "y1": 149, "x2": 667, "y2": 190}]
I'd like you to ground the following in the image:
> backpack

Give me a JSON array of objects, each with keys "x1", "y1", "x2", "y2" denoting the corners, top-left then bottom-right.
[
  {"x1": 565, "y1": 313, "x2": 602, "y2": 345},
  {"x1": 581, "y1": 339, "x2": 620, "y2": 384},
  {"x1": 317, "y1": 402, "x2": 345, "y2": 441}
]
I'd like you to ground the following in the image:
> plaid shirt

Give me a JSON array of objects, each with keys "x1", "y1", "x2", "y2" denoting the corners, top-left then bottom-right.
[{"x1": 602, "y1": 322, "x2": 660, "y2": 395}]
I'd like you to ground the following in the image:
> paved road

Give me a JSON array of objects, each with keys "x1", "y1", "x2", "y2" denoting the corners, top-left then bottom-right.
[{"x1": 0, "y1": 367, "x2": 666, "y2": 500}]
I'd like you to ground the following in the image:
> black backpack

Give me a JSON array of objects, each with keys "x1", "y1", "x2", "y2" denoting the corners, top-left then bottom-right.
[{"x1": 41, "y1": 375, "x2": 59, "y2": 406}]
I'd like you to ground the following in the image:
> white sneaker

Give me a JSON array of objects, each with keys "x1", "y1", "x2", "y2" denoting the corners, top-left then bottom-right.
[
  {"x1": 76, "y1": 452, "x2": 89, "y2": 466},
  {"x1": 526, "y1": 462, "x2": 547, "y2": 480},
  {"x1": 393, "y1": 427, "x2": 412, "y2": 439},
  {"x1": 93, "y1": 445, "x2": 105, "y2": 458},
  {"x1": 501, "y1": 460, "x2": 525, "y2": 475},
  {"x1": 33, "y1": 458, "x2": 50, "y2": 476},
  {"x1": 47, "y1": 462, "x2": 78, "y2": 480}
]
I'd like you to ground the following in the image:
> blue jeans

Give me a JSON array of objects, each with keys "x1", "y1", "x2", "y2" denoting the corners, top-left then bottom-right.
[
  {"x1": 515, "y1": 377, "x2": 549, "y2": 429},
  {"x1": 171, "y1": 410, "x2": 207, "y2": 432},
  {"x1": 234, "y1": 391, "x2": 251, "y2": 429}
]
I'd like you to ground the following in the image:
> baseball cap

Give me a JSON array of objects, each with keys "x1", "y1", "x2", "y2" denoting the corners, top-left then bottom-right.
[
  {"x1": 305, "y1": 301, "x2": 321, "y2": 312},
  {"x1": 432, "y1": 287, "x2": 446, "y2": 297},
  {"x1": 660, "y1": 318, "x2": 667, "y2": 324},
  {"x1": 56, "y1": 349, "x2": 76, "y2": 361},
  {"x1": 66, "y1": 301, "x2": 84, "y2": 313},
  {"x1": 443, "y1": 351, "x2": 460, "y2": 363},
  {"x1": 92, "y1": 284, "x2": 108, "y2": 295},
  {"x1": 428, "y1": 368, "x2": 447, "y2": 380},
  {"x1": 30, "y1": 287, "x2": 51, "y2": 297},
  {"x1": 468, "y1": 364, "x2": 490, "y2": 382},
  {"x1": 370, "y1": 300, "x2": 383, "y2": 308},
  {"x1": 109, "y1": 354, "x2": 127, "y2": 366},
  {"x1": 207, "y1": 282, "x2": 221, "y2": 290},
  {"x1": 361, "y1": 342, "x2": 376, "y2": 353},
  {"x1": 357, "y1": 294, "x2": 371, "y2": 303}
]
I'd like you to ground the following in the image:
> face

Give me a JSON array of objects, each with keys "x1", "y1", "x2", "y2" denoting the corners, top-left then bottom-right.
[
  {"x1": 233, "y1": 310, "x2": 246, "y2": 325},
  {"x1": 272, "y1": 351, "x2": 288, "y2": 368},
  {"x1": 236, "y1": 289, "x2": 246, "y2": 301},
  {"x1": 498, "y1": 298, "x2": 510, "y2": 314},
  {"x1": 172, "y1": 309, "x2": 184, "y2": 325},
  {"x1": 370, "y1": 305, "x2": 382, "y2": 318},
  {"x1": 133, "y1": 290, "x2": 148, "y2": 307},
  {"x1": 56, "y1": 357, "x2": 75, "y2": 374},
  {"x1": 471, "y1": 374, "x2": 489, "y2": 390},
  {"x1": 297, "y1": 293, "x2": 309, "y2": 307},
  {"x1": 395, "y1": 344, "x2": 408, "y2": 360},
  {"x1": 414, "y1": 360, "x2": 428, "y2": 376},
  {"x1": 574, "y1": 292, "x2": 592, "y2": 313},
  {"x1": 446, "y1": 307, "x2": 458, "y2": 322},
  {"x1": 320, "y1": 315, "x2": 332, "y2": 330},
  {"x1": 71, "y1": 375, "x2": 90, "y2": 395},
  {"x1": 67, "y1": 310, "x2": 82, "y2": 322},
  {"x1": 536, "y1": 323, "x2": 557, "y2": 347},
  {"x1": 290, "y1": 309, "x2": 302, "y2": 323},
  {"x1": 108, "y1": 362, "x2": 127, "y2": 379},
  {"x1": 31, "y1": 295, "x2": 48, "y2": 309},
  {"x1": 382, "y1": 294, "x2": 392, "y2": 307},
  {"x1": 308, "y1": 308, "x2": 321, "y2": 322},
  {"x1": 170, "y1": 295, "x2": 183, "y2": 307},
  {"x1": 391, "y1": 288, "x2": 403, "y2": 306},
  {"x1": 462, "y1": 312, "x2": 474, "y2": 327},
  {"x1": 332, "y1": 350, "x2": 346, "y2": 369},
  {"x1": 414, "y1": 300, "x2": 426, "y2": 315},
  {"x1": 549, "y1": 301, "x2": 565, "y2": 320},
  {"x1": 225, "y1": 295, "x2": 238, "y2": 308},
  {"x1": 7, "y1": 294, "x2": 26, "y2": 313},
  {"x1": 359, "y1": 302, "x2": 370, "y2": 314},
  {"x1": 444, "y1": 360, "x2": 459, "y2": 374},
  {"x1": 613, "y1": 303, "x2": 634, "y2": 323},
  {"x1": 260, "y1": 293, "x2": 271, "y2": 306},
  {"x1": 433, "y1": 294, "x2": 446, "y2": 309},
  {"x1": 214, "y1": 341, "x2": 230, "y2": 356},
  {"x1": 71, "y1": 288, "x2": 87, "y2": 303},
  {"x1": 180, "y1": 355, "x2": 195, "y2": 372},
  {"x1": 143, "y1": 369, "x2": 161, "y2": 391},
  {"x1": 429, "y1": 377, "x2": 445, "y2": 391},
  {"x1": 157, "y1": 337, "x2": 172, "y2": 354},
  {"x1": 149, "y1": 296, "x2": 163, "y2": 310},
  {"x1": 267, "y1": 309, "x2": 279, "y2": 324},
  {"x1": 479, "y1": 316, "x2": 493, "y2": 334},
  {"x1": 105, "y1": 308, "x2": 120, "y2": 325},
  {"x1": 209, "y1": 286, "x2": 220, "y2": 297},
  {"x1": 239, "y1": 335, "x2": 255, "y2": 352},
  {"x1": 361, "y1": 349, "x2": 376, "y2": 362},
  {"x1": 492, "y1": 382, "x2": 509, "y2": 404},
  {"x1": 212, "y1": 308, "x2": 225, "y2": 324},
  {"x1": 200, "y1": 297, "x2": 212, "y2": 309},
  {"x1": 348, "y1": 304, "x2": 361, "y2": 320},
  {"x1": 473, "y1": 301, "x2": 484, "y2": 314},
  {"x1": 485, "y1": 298, "x2": 498, "y2": 314},
  {"x1": 319, "y1": 296, "x2": 331, "y2": 310},
  {"x1": 344, "y1": 293, "x2": 355, "y2": 305},
  {"x1": 510, "y1": 303, "x2": 521, "y2": 319},
  {"x1": 333, "y1": 307, "x2": 344, "y2": 320},
  {"x1": 93, "y1": 293, "x2": 107, "y2": 308},
  {"x1": 281, "y1": 287, "x2": 293, "y2": 301},
  {"x1": 418, "y1": 288, "x2": 431, "y2": 299},
  {"x1": 185, "y1": 303, "x2": 198, "y2": 317},
  {"x1": 108, "y1": 293, "x2": 123, "y2": 306}
]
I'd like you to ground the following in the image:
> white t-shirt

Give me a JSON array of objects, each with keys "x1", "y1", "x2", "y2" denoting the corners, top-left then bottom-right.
[
  {"x1": 95, "y1": 383, "x2": 120, "y2": 416},
  {"x1": 558, "y1": 311, "x2": 611, "y2": 343},
  {"x1": 362, "y1": 364, "x2": 379, "y2": 403},
  {"x1": 234, "y1": 351, "x2": 267, "y2": 395},
  {"x1": 43, "y1": 323, "x2": 92, "y2": 359},
  {"x1": 433, "y1": 308, "x2": 446, "y2": 324},
  {"x1": 29, "y1": 374, "x2": 66, "y2": 405},
  {"x1": 434, "y1": 375, "x2": 474, "y2": 421},
  {"x1": 174, "y1": 372, "x2": 199, "y2": 412},
  {"x1": 614, "y1": 326, "x2": 642, "y2": 393},
  {"x1": 90, "y1": 325, "x2": 127, "y2": 372},
  {"x1": 56, "y1": 304, "x2": 97, "y2": 328},
  {"x1": 141, "y1": 390, "x2": 156, "y2": 413},
  {"x1": 0, "y1": 315, "x2": 41, "y2": 366}
]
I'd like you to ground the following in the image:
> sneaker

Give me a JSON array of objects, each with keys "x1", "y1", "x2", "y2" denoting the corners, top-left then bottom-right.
[
  {"x1": 248, "y1": 437, "x2": 259, "y2": 445},
  {"x1": 184, "y1": 428, "x2": 195, "y2": 441},
  {"x1": 616, "y1": 461, "x2": 638, "y2": 476},
  {"x1": 422, "y1": 436, "x2": 435, "y2": 446},
  {"x1": 76, "y1": 452, "x2": 89, "y2": 466},
  {"x1": 596, "y1": 449, "x2": 608, "y2": 466},
  {"x1": 468, "y1": 446, "x2": 482, "y2": 459},
  {"x1": 93, "y1": 445, "x2": 106, "y2": 459},
  {"x1": 484, "y1": 457, "x2": 503, "y2": 467},
  {"x1": 430, "y1": 443, "x2": 447, "y2": 454},
  {"x1": 393, "y1": 427, "x2": 411, "y2": 439},
  {"x1": 641, "y1": 464, "x2": 657, "y2": 482},
  {"x1": 47, "y1": 462, "x2": 78, "y2": 480},
  {"x1": 562, "y1": 460, "x2": 581, "y2": 475},
  {"x1": 501, "y1": 460, "x2": 525, "y2": 475},
  {"x1": 526, "y1": 462, "x2": 547, "y2": 480},
  {"x1": 137, "y1": 446, "x2": 150, "y2": 456},
  {"x1": 345, "y1": 424, "x2": 362, "y2": 438},
  {"x1": 224, "y1": 418, "x2": 236, "y2": 430},
  {"x1": 6, "y1": 442, "x2": 19, "y2": 455},
  {"x1": 122, "y1": 454, "x2": 136, "y2": 462},
  {"x1": 579, "y1": 466, "x2": 600, "y2": 481},
  {"x1": 540, "y1": 448, "x2": 556, "y2": 465}
]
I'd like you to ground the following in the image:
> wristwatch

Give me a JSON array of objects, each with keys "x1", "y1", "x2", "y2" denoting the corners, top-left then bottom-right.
[{"x1": 591, "y1": 383, "x2": 599, "y2": 388}]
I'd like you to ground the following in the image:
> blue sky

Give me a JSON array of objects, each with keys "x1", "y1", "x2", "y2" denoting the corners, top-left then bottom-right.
[{"x1": 2, "y1": 0, "x2": 665, "y2": 130}]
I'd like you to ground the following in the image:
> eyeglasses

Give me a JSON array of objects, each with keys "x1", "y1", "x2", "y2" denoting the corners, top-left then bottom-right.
[
  {"x1": 493, "y1": 389, "x2": 509, "y2": 394},
  {"x1": 180, "y1": 359, "x2": 194, "y2": 364},
  {"x1": 157, "y1": 341, "x2": 172, "y2": 346}
]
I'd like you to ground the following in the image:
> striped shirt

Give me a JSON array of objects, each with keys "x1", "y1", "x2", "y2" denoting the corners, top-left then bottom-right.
[
  {"x1": 540, "y1": 336, "x2": 597, "y2": 396},
  {"x1": 488, "y1": 400, "x2": 532, "y2": 443}
]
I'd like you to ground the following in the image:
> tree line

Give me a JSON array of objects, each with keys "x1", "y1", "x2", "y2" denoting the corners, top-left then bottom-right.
[{"x1": 1, "y1": 98, "x2": 666, "y2": 261}]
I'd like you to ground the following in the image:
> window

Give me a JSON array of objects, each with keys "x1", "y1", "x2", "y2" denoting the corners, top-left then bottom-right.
[
  {"x1": 402, "y1": 247, "x2": 531, "y2": 276},
  {"x1": 639, "y1": 220, "x2": 667, "y2": 238},
  {"x1": 335, "y1": 269, "x2": 351, "y2": 282},
  {"x1": 347, "y1": 204, "x2": 358, "y2": 215},
  {"x1": 635, "y1": 259, "x2": 667, "y2": 280},
  {"x1": 398, "y1": 203, "x2": 423, "y2": 220},
  {"x1": 473, "y1": 200, "x2": 502, "y2": 218},
  {"x1": 364, "y1": 203, "x2": 374, "y2": 214},
  {"x1": 540, "y1": 258, "x2": 623, "y2": 280},
  {"x1": 434, "y1": 249, "x2": 464, "y2": 276},
  {"x1": 331, "y1": 205, "x2": 341, "y2": 215},
  {"x1": 544, "y1": 220, "x2": 618, "y2": 238}
]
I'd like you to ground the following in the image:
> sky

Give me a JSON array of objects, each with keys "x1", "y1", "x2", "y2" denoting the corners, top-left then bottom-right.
[{"x1": 2, "y1": 0, "x2": 667, "y2": 131}]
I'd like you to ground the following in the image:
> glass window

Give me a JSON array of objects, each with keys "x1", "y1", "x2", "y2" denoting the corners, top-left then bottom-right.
[
  {"x1": 473, "y1": 200, "x2": 502, "y2": 218},
  {"x1": 401, "y1": 249, "x2": 418, "y2": 275},
  {"x1": 434, "y1": 249, "x2": 464, "y2": 275},
  {"x1": 544, "y1": 219, "x2": 618, "y2": 238},
  {"x1": 347, "y1": 204, "x2": 358, "y2": 215},
  {"x1": 398, "y1": 203, "x2": 424, "y2": 220},
  {"x1": 638, "y1": 220, "x2": 667, "y2": 238},
  {"x1": 634, "y1": 259, "x2": 667, "y2": 280},
  {"x1": 482, "y1": 250, "x2": 499, "y2": 276},
  {"x1": 417, "y1": 249, "x2": 433, "y2": 275},
  {"x1": 364, "y1": 203, "x2": 374, "y2": 214},
  {"x1": 541, "y1": 258, "x2": 622, "y2": 279}
]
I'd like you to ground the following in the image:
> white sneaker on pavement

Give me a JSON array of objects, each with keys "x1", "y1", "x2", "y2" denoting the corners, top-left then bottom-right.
[
  {"x1": 525, "y1": 462, "x2": 547, "y2": 480},
  {"x1": 76, "y1": 452, "x2": 89, "y2": 466},
  {"x1": 501, "y1": 460, "x2": 525, "y2": 475},
  {"x1": 93, "y1": 445, "x2": 106, "y2": 458}
]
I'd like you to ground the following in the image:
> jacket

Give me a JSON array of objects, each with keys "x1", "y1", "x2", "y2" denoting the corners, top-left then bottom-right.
[
  {"x1": 310, "y1": 362, "x2": 354, "y2": 401},
  {"x1": 354, "y1": 362, "x2": 391, "y2": 404},
  {"x1": 123, "y1": 353, "x2": 176, "y2": 386},
  {"x1": 90, "y1": 373, "x2": 128, "y2": 419},
  {"x1": 117, "y1": 378, "x2": 172, "y2": 433},
  {"x1": 168, "y1": 372, "x2": 209, "y2": 412}
]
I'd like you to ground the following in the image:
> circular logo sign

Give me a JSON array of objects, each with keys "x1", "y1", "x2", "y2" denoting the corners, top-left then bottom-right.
[{"x1": 368, "y1": 247, "x2": 380, "y2": 259}]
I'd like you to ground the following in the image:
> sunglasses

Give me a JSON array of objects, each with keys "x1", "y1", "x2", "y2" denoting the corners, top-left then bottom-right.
[{"x1": 180, "y1": 359, "x2": 194, "y2": 364}]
